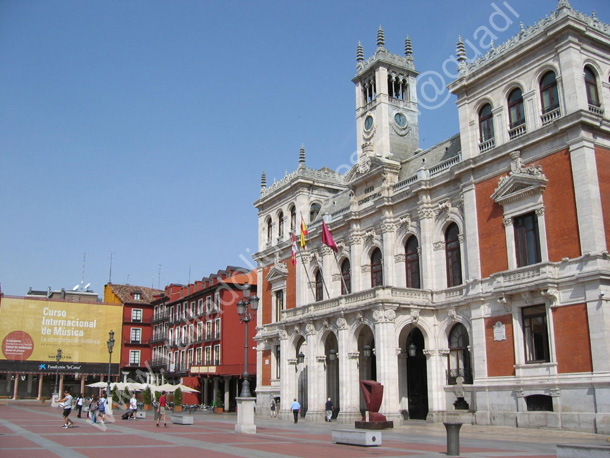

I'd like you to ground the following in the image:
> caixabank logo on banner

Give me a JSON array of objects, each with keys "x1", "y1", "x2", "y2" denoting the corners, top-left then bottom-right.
[{"x1": 0, "y1": 297, "x2": 122, "y2": 374}]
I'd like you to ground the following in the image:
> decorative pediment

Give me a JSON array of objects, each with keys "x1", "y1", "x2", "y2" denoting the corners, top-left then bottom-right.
[
  {"x1": 491, "y1": 151, "x2": 547, "y2": 206},
  {"x1": 266, "y1": 263, "x2": 289, "y2": 283}
]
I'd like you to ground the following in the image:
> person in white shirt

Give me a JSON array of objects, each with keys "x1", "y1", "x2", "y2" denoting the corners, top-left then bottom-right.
[
  {"x1": 57, "y1": 390, "x2": 74, "y2": 428},
  {"x1": 129, "y1": 393, "x2": 138, "y2": 420}
]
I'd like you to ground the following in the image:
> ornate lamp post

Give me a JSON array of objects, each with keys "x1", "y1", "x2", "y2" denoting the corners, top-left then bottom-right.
[
  {"x1": 106, "y1": 330, "x2": 115, "y2": 396},
  {"x1": 236, "y1": 282, "x2": 258, "y2": 397},
  {"x1": 54, "y1": 348, "x2": 62, "y2": 396}
]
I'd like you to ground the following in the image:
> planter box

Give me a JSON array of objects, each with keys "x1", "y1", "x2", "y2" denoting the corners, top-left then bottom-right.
[{"x1": 215, "y1": 407, "x2": 223, "y2": 414}]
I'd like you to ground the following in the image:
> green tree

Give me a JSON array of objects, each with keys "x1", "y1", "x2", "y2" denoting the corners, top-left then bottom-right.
[
  {"x1": 174, "y1": 387, "x2": 182, "y2": 406},
  {"x1": 143, "y1": 386, "x2": 152, "y2": 405}
]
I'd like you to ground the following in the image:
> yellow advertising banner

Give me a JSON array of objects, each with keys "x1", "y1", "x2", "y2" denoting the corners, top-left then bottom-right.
[{"x1": 0, "y1": 297, "x2": 122, "y2": 365}]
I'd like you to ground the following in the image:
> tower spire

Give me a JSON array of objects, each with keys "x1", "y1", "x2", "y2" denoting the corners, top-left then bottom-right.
[
  {"x1": 456, "y1": 36, "x2": 467, "y2": 64},
  {"x1": 376, "y1": 26, "x2": 385, "y2": 49},
  {"x1": 356, "y1": 41, "x2": 364, "y2": 62},
  {"x1": 299, "y1": 144, "x2": 306, "y2": 165},
  {"x1": 261, "y1": 171, "x2": 266, "y2": 188},
  {"x1": 404, "y1": 35, "x2": 412, "y2": 58}
]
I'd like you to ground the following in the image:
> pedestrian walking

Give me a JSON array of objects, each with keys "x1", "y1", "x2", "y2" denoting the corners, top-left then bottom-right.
[
  {"x1": 97, "y1": 391, "x2": 108, "y2": 423},
  {"x1": 290, "y1": 398, "x2": 300, "y2": 424},
  {"x1": 270, "y1": 399, "x2": 276, "y2": 418},
  {"x1": 75, "y1": 393, "x2": 84, "y2": 418},
  {"x1": 88, "y1": 395, "x2": 98, "y2": 423},
  {"x1": 325, "y1": 397, "x2": 334, "y2": 422},
  {"x1": 156, "y1": 391, "x2": 168, "y2": 428},
  {"x1": 57, "y1": 389, "x2": 74, "y2": 428},
  {"x1": 129, "y1": 393, "x2": 138, "y2": 419}
]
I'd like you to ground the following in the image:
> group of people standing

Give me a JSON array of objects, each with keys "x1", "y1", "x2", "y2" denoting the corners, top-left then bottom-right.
[{"x1": 57, "y1": 390, "x2": 108, "y2": 428}]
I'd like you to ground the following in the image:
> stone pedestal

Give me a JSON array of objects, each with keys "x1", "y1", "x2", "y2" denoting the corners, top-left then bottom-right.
[{"x1": 235, "y1": 397, "x2": 256, "y2": 434}]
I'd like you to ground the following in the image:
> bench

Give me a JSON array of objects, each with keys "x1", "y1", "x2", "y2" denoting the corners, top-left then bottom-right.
[
  {"x1": 332, "y1": 429, "x2": 382, "y2": 447},
  {"x1": 171, "y1": 415, "x2": 193, "y2": 425}
]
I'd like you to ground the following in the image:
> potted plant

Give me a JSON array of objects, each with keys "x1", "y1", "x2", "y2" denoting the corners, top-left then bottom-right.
[
  {"x1": 123, "y1": 387, "x2": 131, "y2": 410},
  {"x1": 214, "y1": 389, "x2": 223, "y2": 414},
  {"x1": 143, "y1": 386, "x2": 152, "y2": 411},
  {"x1": 111, "y1": 385, "x2": 120, "y2": 409},
  {"x1": 173, "y1": 387, "x2": 182, "y2": 412}
]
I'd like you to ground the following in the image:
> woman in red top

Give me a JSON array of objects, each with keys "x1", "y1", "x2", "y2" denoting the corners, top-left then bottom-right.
[{"x1": 156, "y1": 391, "x2": 168, "y2": 427}]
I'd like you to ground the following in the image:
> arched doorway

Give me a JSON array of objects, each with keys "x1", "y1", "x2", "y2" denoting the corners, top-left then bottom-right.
[
  {"x1": 324, "y1": 332, "x2": 340, "y2": 419},
  {"x1": 406, "y1": 328, "x2": 428, "y2": 420}
]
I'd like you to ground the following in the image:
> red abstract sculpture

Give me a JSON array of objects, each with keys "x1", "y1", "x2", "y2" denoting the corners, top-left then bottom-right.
[{"x1": 360, "y1": 380, "x2": 387, "y2": 422}]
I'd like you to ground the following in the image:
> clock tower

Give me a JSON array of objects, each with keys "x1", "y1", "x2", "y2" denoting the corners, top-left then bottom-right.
[{"x1": 353, "y1": 27, "x2": 419, "y2": 163}]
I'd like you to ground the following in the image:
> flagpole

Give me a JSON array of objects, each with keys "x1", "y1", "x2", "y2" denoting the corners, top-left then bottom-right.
[
  {"x1": 333, "y1": 251, "x2": 350, "y2": 294},
  {"x1": 313, "y1": 254, "x2": 331, "y2": 299},
  {"x1": 291, "y1": 232, "x2": 317, "y2": 300}
]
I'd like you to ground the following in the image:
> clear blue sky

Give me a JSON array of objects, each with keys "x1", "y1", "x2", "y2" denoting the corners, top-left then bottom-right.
[{"x1": 1, "y1": 1, "x2": 608, "y2": 296}]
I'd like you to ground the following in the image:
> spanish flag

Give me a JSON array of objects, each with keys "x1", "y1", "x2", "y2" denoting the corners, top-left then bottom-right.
[{"x1": 300, "y1": 217, "x2": 308, "y2": 248}]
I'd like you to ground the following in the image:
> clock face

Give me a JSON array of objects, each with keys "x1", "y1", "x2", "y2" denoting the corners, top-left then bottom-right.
[
  {"x1": 364, "y1": 115, "x2": 374, "y2": 131},
  {"x1": 394, "y1": 112, "x2": 407, "y2": 127}
]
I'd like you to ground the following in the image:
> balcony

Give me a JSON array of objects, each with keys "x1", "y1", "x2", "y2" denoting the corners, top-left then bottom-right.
[
  {"x1": 478, "y1": 137, "x2": 495, "y2": 153},
  {"x1": 589, "y1": 104, "x2": 604, "y2": 116},
  {"x1": 540, "y1": 107, "x2": 561, "y2": 125},
  {"x1": 508, "y1": 123, "x2": 527, "y2": 140}
]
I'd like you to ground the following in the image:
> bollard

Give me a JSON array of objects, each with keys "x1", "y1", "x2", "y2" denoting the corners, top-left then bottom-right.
[{"x1": 444, "y1": 422, "x2": 462, "y2": 456}]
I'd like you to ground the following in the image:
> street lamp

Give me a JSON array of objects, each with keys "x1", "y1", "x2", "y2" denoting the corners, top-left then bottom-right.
[
  {"x1": 54, "y1": 348, "x2": 62, "y2": 396},
  {"x1": 237, "y1": 282, "x2": 258, "y2": 398},
  {"x1": 106, "y1": 330, "x2": 115, "y2": 396}
]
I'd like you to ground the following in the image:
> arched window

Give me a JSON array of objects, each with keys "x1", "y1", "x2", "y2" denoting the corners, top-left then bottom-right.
[
  {"x1": 478, "y1": 103, "x2": 494, "y2": 142},
  {"x1": 371, "y1": 248, "x2": 383, "y2": 287},
  {"x1": 290, "y1": 206, "x2": 296, "y2": 233},
  {"x1": 584, "y1": 66, "x2": 600, "y2": 107},
  {"x1": 278, "y1": 211, "x2": 284, "y2": 240},
  {"x1": 310, "y1": 203, "x2": 321, "y2": 222},
  {"x1": 405, "y1": 236, "x2": 420, "y2": 289},
  {"x1": 445, "y1": 223, "x2": 462, "y2": 287},
  {"x1": 315, "y1": 269, "x2": 324, "y2": 302},
  {"x1": 341, "y1": 259, "x2": 351, "y2": 295},
  {"x1": 540, "y1": 71, "x2": 559, "y2": 113},
  {"x1": 508, "y1": 87, "x2": 525, "y2": 128},
  {"x1": 266, "y1": 217, "x2": 273, "y2": 243},
  {"x1": 448, "y1": 323, "x2": 472, "y2": 384}
]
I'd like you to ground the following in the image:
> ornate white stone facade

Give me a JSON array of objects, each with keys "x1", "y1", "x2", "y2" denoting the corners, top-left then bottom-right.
[{"x1": 253, "y1": 2, "x2": 610, "y2": 433}]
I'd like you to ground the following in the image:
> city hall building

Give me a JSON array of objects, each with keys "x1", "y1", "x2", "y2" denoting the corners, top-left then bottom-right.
[{"x1": 252, "y1": 2, "x2": 610, "y2": 433}]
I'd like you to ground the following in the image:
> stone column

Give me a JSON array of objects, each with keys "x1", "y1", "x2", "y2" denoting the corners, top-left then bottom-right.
[
  {"x1": 279, "y1": 330, "x2": 296, "y2": 419},
  {"x1": 203, "y1": 378, "x2": 209, "y2": 406},
  {"x1": 12, "y1": 374, "x2": 18, "y2": 400},
  {"x1": 374, "y1": 309, "x2": 401, "y2": 421},
  {"x1": 381, "y1": 222, "x2": 397, "y2": 285},
  {"x1": 418, "y1": 207, "x2": 436, "y2": 289},
  {"x1": 425, "y1": 349, "x2": 447, "y2": 417},
  {"x1": 223, "y1": 376, "x2": 231, "y2": 412},
  {"x1": 37, "y1": 374, "x2": 44, "y2": 400},
  {"x1": 569, "y1": 138, "x2": 607, "y2": 254},
  {"x1": 461, "y1": 178, "x2": 481, "y2": 281},
  {"x1": 349, "y1": 235, "x2": 363, "y2": 292},
  {"x1": 305, "y1": 323, "x2": 323, "y2": 421},
  {"x1": 337, "y1": 317, "x2": 360, "y2": 423}
]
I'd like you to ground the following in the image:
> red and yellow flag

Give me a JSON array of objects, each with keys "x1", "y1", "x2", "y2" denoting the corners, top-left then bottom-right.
[{"x1": 300, "y1": 217, "x2": 308, "y2": 248}]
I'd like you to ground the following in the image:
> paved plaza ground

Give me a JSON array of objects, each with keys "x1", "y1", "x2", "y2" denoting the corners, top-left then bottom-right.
[{"x1": 0, "y1": 402, "x2": 608, "y2": 457}]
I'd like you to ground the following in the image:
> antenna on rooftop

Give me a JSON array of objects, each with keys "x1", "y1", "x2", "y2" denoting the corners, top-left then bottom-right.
[{"x1": 109, "y1": 251, "x2": 116, "y2": 284}]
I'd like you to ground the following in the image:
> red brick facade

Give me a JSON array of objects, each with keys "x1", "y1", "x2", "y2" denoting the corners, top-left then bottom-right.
[
  {"x1": 485, "y1": 315, "x2": 515, "y2": 377},
  {"x1": 552, "y1": 303, "x2": 592, "y2": 373}
]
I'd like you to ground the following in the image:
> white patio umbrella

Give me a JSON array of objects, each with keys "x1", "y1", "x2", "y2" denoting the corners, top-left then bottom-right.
[{"x1": 86, "y1": 381, "x2": 108, "y2": 388}]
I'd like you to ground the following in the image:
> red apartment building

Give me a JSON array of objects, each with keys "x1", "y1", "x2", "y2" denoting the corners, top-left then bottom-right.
[
  {"x1": 103, "y1": 284, "x2": 162, "y2": 385},
  {"x1": 151, "y1": 267, "x2": 257, "y2": 410}
]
